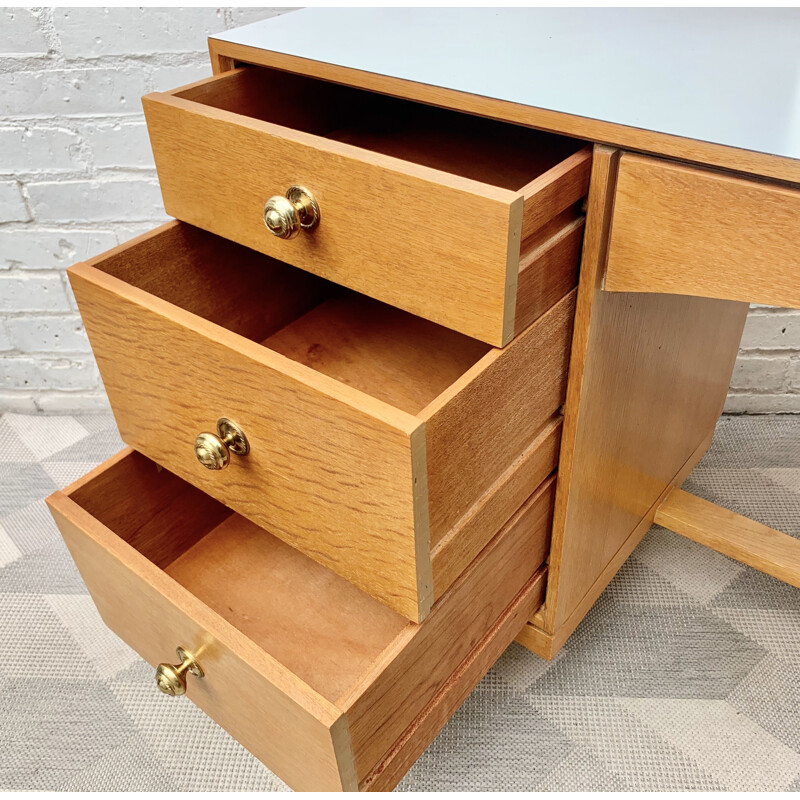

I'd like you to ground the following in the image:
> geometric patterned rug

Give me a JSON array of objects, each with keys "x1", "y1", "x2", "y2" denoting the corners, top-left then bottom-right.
[{"x1": 1, "y1": 413, "x2": 798, "y2": 791}]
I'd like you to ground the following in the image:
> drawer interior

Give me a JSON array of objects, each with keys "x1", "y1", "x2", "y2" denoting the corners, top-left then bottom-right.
[
  {"x1": 94, "y1": 223, "x2": 492, "y2": 415},
  {"x1": 176, "y1": 66, "x2": 586, "y2": 192},
  {"x1": 69, "y1": 449, "x2": 409, "y2": 703}
]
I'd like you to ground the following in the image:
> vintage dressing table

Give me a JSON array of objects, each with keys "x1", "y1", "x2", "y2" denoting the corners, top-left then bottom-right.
[{"x1": 45, "y1": 9, "x2": 800, "y2": 791}]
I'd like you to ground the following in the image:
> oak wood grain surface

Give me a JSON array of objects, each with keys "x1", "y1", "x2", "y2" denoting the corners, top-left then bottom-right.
[
  {"x1": 528, "y1": 146, "x2": 750, "y2": 637},
  {"x1": 421, "y1": 289, "x2": 573, "y2": 551},
  {"x1": 47, "y1": 450, "x2": 356, "y2": 792},
  {"x1": 517, "y1": 429, "x2": 714, "y2": 659},
  {"x1": 431, "y1": 415, "x2": 560, "y2": 594},
  {"x1": 69, "y1": 226, "x2": 428, "y2": 622},
  {"x1": 264, "y1": 293, "x2": 490, "y2": 415},
  {"x1": 364, "y1": 567, "x2": 548, "y2": 790},
  {"x1": 343, "y1": 476, "x2": 555, "y2": 782},
  {"x1": 605, "y1": 154, "x2": 800, "y2": 310},
  {"x1": 514, "y1": 214, "x2": 584, "y2": 337}
]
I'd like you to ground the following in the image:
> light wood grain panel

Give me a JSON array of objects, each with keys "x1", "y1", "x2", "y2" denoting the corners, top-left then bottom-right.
[
  {"x1": 546, "y1": 291, "x2": 747, "y2": 633},
  {"x1": 364, "y1": 567, "x2": 547, "y2": 791},
  {"x1": 656, "y1": 488, "x2": 800, "y2": 589},
  {"x1": 70, "y1": 220, "x2": 576, "y2": 616},
  {"x1": 67, "y1": 444, "x2": 227, "y2": 569},
  {"x1": 326, "y1": 106, "x2": 583, "y2": 193},
  {"x1": 264, "y1": 293, "x2": 489, "y2": 415},
  {"x1": 208, "y1": 38, "x2": 800, "y2": 185},
  {"x1": 165, "y1": 514, "x2": 410, "y2": 702},
  {"x1": 423, "y1": 289, "x2": 574, "y2": 546},
  {"x1": 86, "y1": 220, "x2": 331, "y2": 340},
  {"x1": 68, "y1": 263, "x2": 430, "y2": 622},
  {"x1": 431, "y1": 416, "x2": 560, "y2": 595},
  {"x1": 341, "y1": 476, "x2": 555, "y2": 783},
  {"x1": 605, "y1": 154, "x2": 800, "y2": 309},
  {"x1": 538, "y1": 146, "x2": 750, "y2": 634},
  {"x1": 46, "y1": 473, "x2": 355, "y2": 791},
  {"x1": 142, "y1": 86, "x2": 521, "y2": 346}
]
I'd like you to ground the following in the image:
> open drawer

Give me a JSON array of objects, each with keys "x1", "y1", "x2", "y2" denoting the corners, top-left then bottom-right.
[
  {"x1": 46, "y1": 448, "x2": 551, "y2": 791},
  {"x1": 68, "y1": 222, "x2": 573, "y2": 620},
  {"x1": 142, "y1": 65, "x2": 590, "y2": 346}
]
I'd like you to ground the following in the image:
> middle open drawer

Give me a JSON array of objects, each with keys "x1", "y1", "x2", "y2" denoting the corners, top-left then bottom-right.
[{"x1": 69, "y1": 222, "x2": 574, "y2": 620}]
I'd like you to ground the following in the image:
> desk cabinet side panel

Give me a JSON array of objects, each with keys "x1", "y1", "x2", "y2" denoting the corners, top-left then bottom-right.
[{"x1": 540, "y1": 146, "x2": 750, "y2": 637}]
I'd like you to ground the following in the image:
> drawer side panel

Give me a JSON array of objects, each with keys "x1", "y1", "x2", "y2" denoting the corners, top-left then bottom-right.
[
  {"x1": 431, "y1": 416, "x2": 561, "y2": 595},
  {"x1": 343, "y1": 476, "x2": 556, "y2": 781},
  {"x1": 363, "y1": 566, "x2": 548, "y2": 791},
  {"x1": 423, "y1": 288, "x2": 575, "y2": 546}
]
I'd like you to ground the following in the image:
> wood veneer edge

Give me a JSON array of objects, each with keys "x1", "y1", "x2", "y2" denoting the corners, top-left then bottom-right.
[{"x1": 410, "y1": 421, "x2": 433, "y2": 620}]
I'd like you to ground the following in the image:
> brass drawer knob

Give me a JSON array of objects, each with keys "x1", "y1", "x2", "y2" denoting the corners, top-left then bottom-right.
[
  {"x1": 194, "y1": 417, "x2": 249, "y2": 470},
  {"x1": 263, "y1": 185, "x2": 320, "y2": 239},
  {"x1": 155, "y1": 646, "x2": 204, "y2": 696}
]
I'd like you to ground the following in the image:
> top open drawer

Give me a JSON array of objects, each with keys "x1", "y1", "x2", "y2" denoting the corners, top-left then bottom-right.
[{"x1": 143, "y1": 66, "x2": 590, "y2": 346}]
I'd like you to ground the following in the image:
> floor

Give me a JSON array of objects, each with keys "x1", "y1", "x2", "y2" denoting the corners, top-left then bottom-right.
[{"x1": 0, "y1": 413, "x2": 799, "y2": 791}]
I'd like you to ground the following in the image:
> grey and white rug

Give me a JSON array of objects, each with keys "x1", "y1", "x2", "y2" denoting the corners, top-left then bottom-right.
[{"x1": 1, "y1": 413, "x2": 799, "y2": 791}]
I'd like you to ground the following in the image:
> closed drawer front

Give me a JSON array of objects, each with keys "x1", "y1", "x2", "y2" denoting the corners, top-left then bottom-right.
[
  {"x1": 46, "y1": 448, "x2": 551, "y2": 791},
  {"x1": 68, "y1": 222, "x2": 574, "y2": 621},
  {"x1": 606, "y1": 153, "x2": 800, "y2": 308},
  {"x1": 143, "y1": 66, "x2": 590, "y2": 346}
]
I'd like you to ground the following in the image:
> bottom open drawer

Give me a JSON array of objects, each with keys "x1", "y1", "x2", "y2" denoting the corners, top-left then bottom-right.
[{"x1": 46, "y1": 448, "x2": 551, "y2": 791}]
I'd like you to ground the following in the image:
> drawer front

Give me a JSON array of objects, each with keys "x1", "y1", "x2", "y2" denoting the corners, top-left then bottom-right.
[
  {"x1": 46, "y1": 449, "x2": 553, "y2": 791},
  {"x1": 46, "y1": 454, "x2": 353, "y2": 792},
  {"x1": 606, "y1": 153, "x2": 800, "y2": 308},
  {"x1": 68, "y1": 224, "x2": 575, "y2": 621},
  {"x1": 142, "y1": 69, "x2": 590, "y2": 346}
]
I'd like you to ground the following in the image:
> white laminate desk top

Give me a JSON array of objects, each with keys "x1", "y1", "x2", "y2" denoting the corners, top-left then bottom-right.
[{"x1": 213, "y1": 8, "x2": 800, "y2": 162}]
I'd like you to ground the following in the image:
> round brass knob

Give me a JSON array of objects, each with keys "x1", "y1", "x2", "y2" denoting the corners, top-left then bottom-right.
[
  {"x1": 155, "y1": 646, "x2": 204, "y2": 696},
  {"x1": 263, "y1": 185, "x2": 320, "y2": 239},
  {"x1": 194, "y1": 417, "x2": 249, "y2": 471}
]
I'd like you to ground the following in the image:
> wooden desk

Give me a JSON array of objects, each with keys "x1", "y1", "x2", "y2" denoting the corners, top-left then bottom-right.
[
  {"x1": 46, "y1": 10, "x2": 800, "y2": 790},
  {"x1": 210, "y1": 8, "x2": 800, "y2": 658}
]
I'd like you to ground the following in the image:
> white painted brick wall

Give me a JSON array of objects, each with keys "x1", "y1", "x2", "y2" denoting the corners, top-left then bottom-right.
[
  {"x1": 1, "y1": 7, "x2": 293, "y2": 413},
  {"x1": 1, "y1": 8, "x2": 797, "y2": 414},
  {"x1": 724, "y1": 308, "x2": 800, "y2": 414}
]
